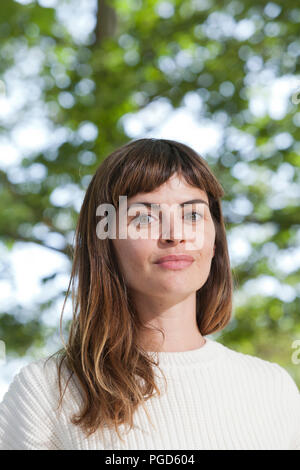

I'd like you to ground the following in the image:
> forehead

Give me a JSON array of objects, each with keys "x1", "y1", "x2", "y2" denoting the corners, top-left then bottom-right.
[{"x1": 127, "y1": 174, "x2": 209, "y2": 204}]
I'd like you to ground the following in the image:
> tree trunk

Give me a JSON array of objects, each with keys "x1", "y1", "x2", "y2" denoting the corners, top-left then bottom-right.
[{"x1": 95, "y1": 0, "x2": 118, "y2": 43}]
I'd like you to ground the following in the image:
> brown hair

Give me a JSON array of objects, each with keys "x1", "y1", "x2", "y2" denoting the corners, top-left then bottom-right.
[{"x1": 47, "y1": 138, "x2": 233, "y2": 441}]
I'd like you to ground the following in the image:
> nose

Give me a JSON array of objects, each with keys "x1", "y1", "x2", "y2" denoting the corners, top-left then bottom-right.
[
  {"x1": 161, "y1": 238, "x2": 184, "y2": 245},
  {"x1": 159, "y1": 212, "x2": 186, "y2": 244}
]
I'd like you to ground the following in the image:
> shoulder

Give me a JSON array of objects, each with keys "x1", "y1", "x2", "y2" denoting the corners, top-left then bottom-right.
[
  {"x1": 1, "y1": 356, "x2": 57, "y2": 411},
  {"x1": 1, "y1": 353, "x2": 79, "y2": 414},
  {"x1": 219, "y1": 344, "x2": 300, "y2": 450},
  {"x1": 216, "y1": 340, "x2": 300, "y2": 395},
  {"x1": 13, "y1": 355, "x2": 59, "y2": 385},
  {"x1": 0, "y1": 354, "x2": 72, "y2": 450},
  {"x1": 6, "y1": 355, "x2": 63, "y2": 394}
]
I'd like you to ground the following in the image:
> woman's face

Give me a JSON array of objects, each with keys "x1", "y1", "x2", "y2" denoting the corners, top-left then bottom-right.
[{"x1": 111, "y1": 173, "x2": 216, "y2": 300}]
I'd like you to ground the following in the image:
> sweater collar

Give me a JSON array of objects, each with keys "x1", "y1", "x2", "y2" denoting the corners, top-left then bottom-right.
[{"x1": 145, "y1": 336, "x2": 225, "y2": 368}]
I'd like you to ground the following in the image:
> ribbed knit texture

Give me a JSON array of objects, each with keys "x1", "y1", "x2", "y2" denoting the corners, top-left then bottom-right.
[{"x1": 0, "y1": 336, "x2": 299, "y2": 450}]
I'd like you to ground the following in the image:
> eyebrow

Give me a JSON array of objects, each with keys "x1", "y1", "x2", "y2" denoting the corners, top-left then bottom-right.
[{"x1": 127, "y1": 199, "x2": 209, "y2": 212}]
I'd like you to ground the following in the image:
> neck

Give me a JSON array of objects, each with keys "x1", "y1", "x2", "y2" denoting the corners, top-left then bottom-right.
[{"x1": 132, "y1": 290, "x2": 204, "y2": 353}]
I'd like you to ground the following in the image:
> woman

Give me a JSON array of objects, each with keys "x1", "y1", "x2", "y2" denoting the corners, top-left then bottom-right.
[{"x1": 0, "y1": 138, "x2": 299, "y2": 450}]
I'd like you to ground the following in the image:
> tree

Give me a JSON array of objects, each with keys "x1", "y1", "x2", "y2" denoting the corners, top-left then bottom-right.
[{"x1": 0, "y1": 0, "x2": 299, "y2": 384}]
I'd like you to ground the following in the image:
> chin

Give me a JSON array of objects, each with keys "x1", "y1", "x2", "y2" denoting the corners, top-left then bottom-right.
[{"x1": 157, "y1": 280, "x2": 198, "y2": 294}]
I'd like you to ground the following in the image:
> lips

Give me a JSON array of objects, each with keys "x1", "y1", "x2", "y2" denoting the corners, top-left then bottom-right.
[{"x1": 155, "y1": 255, "x2": 194, "y2": 264}]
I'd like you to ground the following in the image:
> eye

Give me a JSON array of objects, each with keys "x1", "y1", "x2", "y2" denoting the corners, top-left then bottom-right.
[
  {"x1": 132, "y1": 213, "x2": 155, "y2": 226},
  {"x1": 184, "y1": 211, "x2": 203, "y2": 222}
]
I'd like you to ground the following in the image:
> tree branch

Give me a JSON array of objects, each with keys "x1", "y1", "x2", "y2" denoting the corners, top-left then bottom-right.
[{"x1": 2, "y1": 233, "x2": 72, "y2": 257}]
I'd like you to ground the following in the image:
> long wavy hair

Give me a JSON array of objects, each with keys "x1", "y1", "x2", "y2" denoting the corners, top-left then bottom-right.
[{"x1": 47, "y1": 138, "x2": 234, "y2": 441}]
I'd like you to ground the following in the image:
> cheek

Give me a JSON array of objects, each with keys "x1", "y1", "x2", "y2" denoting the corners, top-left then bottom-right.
[
  {"x1": 201, "y1": 218, "x2": 215, "y2": 247},
  {"x1": 193, "y1": 221, "x2": 215, "y2": 266},
  {"x1": 113, "y1": 240, "x2": 154, "y2": 291},
  {"x1": 113, "y1": 239, "x2": 152, "y2": 272}
]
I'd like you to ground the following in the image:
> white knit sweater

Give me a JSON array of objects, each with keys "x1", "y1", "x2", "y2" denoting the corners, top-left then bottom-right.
[{"x1": 0, "y1": 336, "x2": 299, "y2": 450}]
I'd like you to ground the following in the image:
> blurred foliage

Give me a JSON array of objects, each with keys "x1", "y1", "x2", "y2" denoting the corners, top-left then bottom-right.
[{"x1": 0, "y1": 0, "x2": 299, "y2": 384}]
